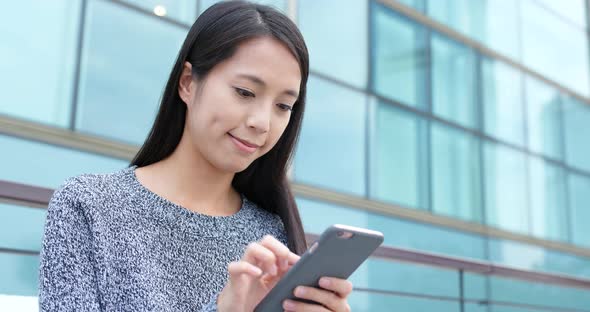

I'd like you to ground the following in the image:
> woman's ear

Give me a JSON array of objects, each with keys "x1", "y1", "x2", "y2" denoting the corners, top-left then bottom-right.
[{"x1": 178, "y1": 61, "x2": 195, "y2": 106}]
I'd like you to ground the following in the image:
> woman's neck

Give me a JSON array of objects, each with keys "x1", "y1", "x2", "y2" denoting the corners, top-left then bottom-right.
[{"x1": 135, "y1": 135, "x2": 242, "y2": 216}]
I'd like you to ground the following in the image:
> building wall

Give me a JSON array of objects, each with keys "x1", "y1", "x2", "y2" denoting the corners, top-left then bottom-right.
[{"x1": 2, "y1": 0, "x2": 590, "y2": 310}]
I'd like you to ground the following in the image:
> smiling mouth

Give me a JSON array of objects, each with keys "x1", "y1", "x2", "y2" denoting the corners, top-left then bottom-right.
[{"x1": 228, "y1": 133, "x2": 260, "y2": 153}]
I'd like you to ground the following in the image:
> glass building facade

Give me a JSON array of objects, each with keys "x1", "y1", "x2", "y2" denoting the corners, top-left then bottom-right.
[{"x1": 2, "y1": 0, "x2": 590, "y2": 310}]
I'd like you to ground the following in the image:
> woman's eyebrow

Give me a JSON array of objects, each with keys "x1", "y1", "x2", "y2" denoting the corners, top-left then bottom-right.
[{"x1": 236, "y1": 73, "x2": 299, "y2": 98}]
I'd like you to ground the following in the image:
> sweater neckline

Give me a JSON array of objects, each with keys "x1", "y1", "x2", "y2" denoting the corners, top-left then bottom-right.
[{"x1": 123, "y1": 165, "x2": 252, "y2": 224}]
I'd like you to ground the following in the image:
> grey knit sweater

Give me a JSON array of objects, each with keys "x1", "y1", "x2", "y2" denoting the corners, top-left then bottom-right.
[{"x1": 38, "y1": 165, "x2": 289, "y2": 311}]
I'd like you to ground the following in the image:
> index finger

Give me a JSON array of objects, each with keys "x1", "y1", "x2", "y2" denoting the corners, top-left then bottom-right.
[{"x1": 260, "y1": 235, "x2": 300, "y2": 268}]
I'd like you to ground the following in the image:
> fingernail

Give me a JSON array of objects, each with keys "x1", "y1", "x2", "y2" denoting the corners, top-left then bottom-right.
[
  {"x1": 270, "y1": 265, "x2": 277, "y2": 276},
  {"x1": 295, "y1": 286, "x2": 306, "y2": 297},
  {"x1": 283, "y1": 300, "x2": 295, "y2": 310},
  {"x1": 320, "y1": 277, "x2": 331, "y2": 287}
]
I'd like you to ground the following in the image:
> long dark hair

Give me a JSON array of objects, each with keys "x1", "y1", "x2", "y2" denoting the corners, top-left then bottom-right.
[{"x1": 130, "y1": 0, "x2": 309, "y2": 254}]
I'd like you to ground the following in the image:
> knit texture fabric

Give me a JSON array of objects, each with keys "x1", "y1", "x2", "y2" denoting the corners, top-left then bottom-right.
[{"x1": 38, "y1": 165, "x2": 288, "y2": 311}]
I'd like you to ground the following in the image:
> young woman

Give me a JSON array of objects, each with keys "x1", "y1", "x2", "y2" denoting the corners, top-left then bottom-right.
[{"x1": 38, "y1": 1, "x2": 353, "y2": 311}]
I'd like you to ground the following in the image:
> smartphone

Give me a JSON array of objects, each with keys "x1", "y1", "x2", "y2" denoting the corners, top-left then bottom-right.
[{"x1": 254, "y1": 224, "x2": 384, "y2": 312}]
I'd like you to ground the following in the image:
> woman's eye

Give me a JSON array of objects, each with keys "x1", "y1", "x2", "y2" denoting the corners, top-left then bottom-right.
[
  {"x1": 235, "y1": 87, "x2": 254, "y2": 98},
  {"x1": 277, "y1": 103, "x2": 293, "y2": 112}
]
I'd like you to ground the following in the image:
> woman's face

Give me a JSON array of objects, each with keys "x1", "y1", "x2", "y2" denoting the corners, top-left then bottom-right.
[{"x1": 178, "y1": 36, "x2": 301, "y2": 173}]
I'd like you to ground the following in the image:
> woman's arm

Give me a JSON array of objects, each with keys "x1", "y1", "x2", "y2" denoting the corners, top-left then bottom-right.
[{"x1": 38, "y1": 177, "x2": 101, "y2": 311}]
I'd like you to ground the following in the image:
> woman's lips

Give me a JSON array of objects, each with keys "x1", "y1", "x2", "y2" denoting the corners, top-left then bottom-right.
[{"x1": 228, "y1": 133, "x2": 259, "y2": 154}]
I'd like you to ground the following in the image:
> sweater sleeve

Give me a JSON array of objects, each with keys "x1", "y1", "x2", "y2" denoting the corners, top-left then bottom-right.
[
  {"x1": 198, "y1": 293, "x2": 219, "y2": 312},
  {"x1": 38, "y1": 177, "x2": 102, "y2": 311}
]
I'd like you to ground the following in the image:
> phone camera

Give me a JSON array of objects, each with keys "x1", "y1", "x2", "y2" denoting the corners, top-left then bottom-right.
[{"x1": 337, "y1": 231, "x2": 354, "y2": 239}]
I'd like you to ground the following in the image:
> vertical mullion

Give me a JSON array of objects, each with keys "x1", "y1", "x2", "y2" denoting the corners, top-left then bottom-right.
[{"x1": 69, "y1": 0, "x2": 89, "y2": 131}]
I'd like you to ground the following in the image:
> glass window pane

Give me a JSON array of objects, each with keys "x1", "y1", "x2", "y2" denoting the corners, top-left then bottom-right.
[
  {"x1": 296, "y1": 197, "x2": 487, "y2": 259},
  {"x1": 0, "y1": 254, "x2": 38, "y2": 296},
  {"x1": 528, "y1": 157, "x2": 568, "y2": 242},
  {"x1": 121, "y1": 0, "x2": 197, "y2": 24},
  {"x1": 200, "y1": 0, "x2": 287, "y2": 13},
  {"x1": 569, "y1": 173, "x2": 590, "y2": 248},
  {"x1": 431, "y1": 33, "x2": 477, "y2": 128},
  {"x1": 349, "y1": 291, "x2": 460, "y2": 312},
  {"x1": 0, "y1": 134, "x2": 127, "y2": 189},
  {"x1": 484, "y1": 142, "x2": 529, "y2": 235},
  {"x1": 563, "y1": 96, "x2": 590, "y2": 172},
  {"x1": 0, "y1": 205, "x2": 46, "y2": 251},
  {"x1": 521, "y1": 0, "x2": 590, "y2": 97},
  {"x1": 534, "y1": 0, "x2": 587, "y2": 28},
  {"x1": 298, "y1": 0, "x2": 367, "y2": 88},
  {"x1": 294, "y1": 76, "x2": 366, "y2": 196},
  {"x1": 369, "y1": 102, "x2": 428, "y2": 209},
  {"x1": 427, "y1": 0, "x2": 520, "y2": 60},
  {"x1": 0, "y1": 1, "x2": 79, "y2": 127},
  {"x1": 371, "y1": 3, "x2": 427, "y2": 108},
  {"x1": 482, "y1": 58, "x2": 525, "y2": 147},
  {"x1": 487, "y1": 275, "x2": 590, "y2": 311},
  {"x1": 431, "y1": 123, "x2": 482, "y2": 222},
  {"x1": 76, "y1": 0, "x2": 186, "y2": 144},
  {"x1": 526, "y1": 76, "x2": 563, "y2": 161}
]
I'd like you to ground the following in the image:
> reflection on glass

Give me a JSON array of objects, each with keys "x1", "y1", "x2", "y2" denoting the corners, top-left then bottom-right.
[
  {"x1": 369, "y1": 102, "x2": 428, "y2": 209},
  {"x1": 371, "y1": 3, "x2": 428, "y2": 109},
  {"x1": 563, "y1": 96, "x2": 590, "y2": 172},
  {"x1": 294, "y1": 76, "x2": 366, "y2": 196},
  {"x1": 484, "y1": 142, "x2": 529, "y2": 235},
  {"x1": 121, "y1": 0, "x2": 197, "y2": 23},
  {"x1": 521, "y1": 0, "x2": 590, "y2": 97},
  {"x1": 428, "y1": 0, "x2": 520, "y2": 60},
  {"x1": 76, "y1": 0, "x2": 186, "y2": 144},
  {"x1": 0, "y1": 1, "x2": 79, "y2": 127},
  {"x1": 298, "y1": 0, "x2": 367, "y2": 88},
  {"x1": 528, "y1": 157, "x2": 567, "y2": 242},
  {"x1": 569, "y1": 173, "x2": 590, "y2": 248},
  {"x1": 482, "y1": 58, "x2": 525, "y2": 147},
  {"x1": 431, "y1": 123, "x2": 482, "y2": 222},
  {"x1": 431, "y1": 33, "x2": 477, "y2": 128},
  {"x1": 526, "y1": 76, "x2": 563, "y2": 161}
]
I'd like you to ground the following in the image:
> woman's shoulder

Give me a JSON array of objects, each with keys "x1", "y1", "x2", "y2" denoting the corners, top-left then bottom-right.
[{"x1": 51, "y1": 166, "x2": 134, "y2": 205}]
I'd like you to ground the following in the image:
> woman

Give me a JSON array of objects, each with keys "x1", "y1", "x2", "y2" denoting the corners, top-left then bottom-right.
[{"x1": 38, "y1": 1, "x2": 353, "y2": 311}]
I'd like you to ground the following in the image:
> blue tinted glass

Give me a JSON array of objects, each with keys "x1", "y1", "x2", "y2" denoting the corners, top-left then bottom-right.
[
  {"x1": 482, "y1": 58, "x2": 525, "y2": 147},
  {"x1": 294, "y1": 76, "x2": 366, "y2": 196},
  {"x1": 350, "y1": 258, "x2": 459, "y2": 298},
  {"x1": 528, "y1": 157, "x2": 568, "y2": 242},
  {"x1": 296, "y1": 197, "x2": 487, "y2": 259},
  {"x1": 427, "y1": 0, "x2": 520, "y2": 60},
  {"x1": 488, "y1": 275, "x2": 590, "y2": 311},
  {"x1": 0, "y1": 205, "x2": 46, "y2": 251},
  {"x1": 349, "y1": 290, "x2": 460, "y2": 311},
  {"x1": 534, "y1": 0, "x2": 586, "y2": 28},
  {"x1": 431, "y1": 123, "x2": 482, "y2": 222},
  {"x1": 521, "y1": 0, "x2": 590, "y2": 97},
  {"x1": 431, "y1": 33, "x2": 477, "y2": 128},
  {"x1": 0, "y1": 1, "x2": 79, "y2": 127},
  {"x1": 0, "y1": 134, "x2": 127, "y2": 188},
  {"x1": 299, "y1": 0, "x2": 367, "y2": 88},
  {"x1": 200, "y1": 0, "x2": 287, "y2": 13},
  {"x1": 369, "y1": 101, "x2": 428, "y2": 209},
  {"x1": 76, "y1": 0, "x2": 186, "y2": 144},
  {"x1": 0, "y1": 254, "x2": 38, "y2": 296},
  {"x1": 563, "y1": 96, "x2": 590, "y2": 172},
  {"x1": 121, "y1": 0, "x2": 197, "y2": 24},
  {"x1": 525, "y1": 76, "x2": 563, "y2": 161},
  {"x1": 488, "y1": 239, "x2": 590, "y2": 278},
  {"x1": 371, "y1": 3, "x2": 428, "y2": 108},
  {"x1": 569, "y1": 173, "x2": 590, "y2": 248},
  {"x1": 483, "y1": 142, "x2": 529, "y2": 235}
]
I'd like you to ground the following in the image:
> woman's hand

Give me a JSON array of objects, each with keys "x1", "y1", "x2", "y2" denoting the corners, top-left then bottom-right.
[
  {"x1": 283, "y1": 277, "x2": 353, "y2": 312},
  {"x1": 217, "y1": 235, "x2": 300, "y2": 312}
]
